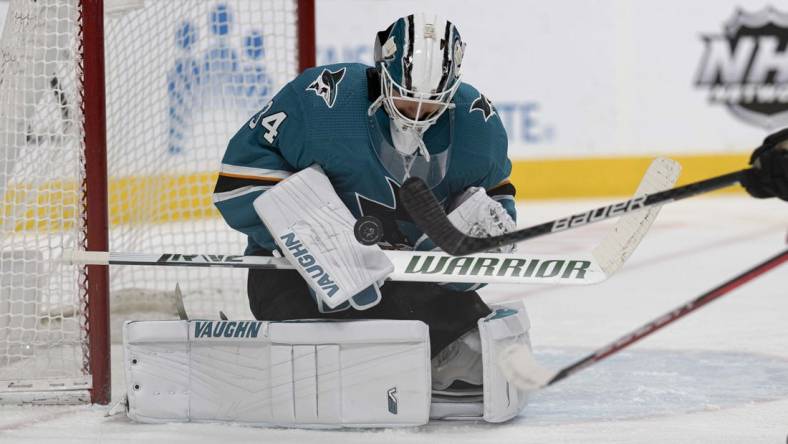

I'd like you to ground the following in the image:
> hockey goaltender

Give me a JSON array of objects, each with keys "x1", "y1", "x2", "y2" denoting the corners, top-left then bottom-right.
[{"x1": 118, "y1": 13, "x2": 788, "y2": 428}]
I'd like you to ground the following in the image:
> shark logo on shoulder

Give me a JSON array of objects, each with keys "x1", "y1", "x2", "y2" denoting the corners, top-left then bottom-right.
[
  {"x1": 470, "y1": 93, "x2": 496, "y2": 122},
  {"x1": 280, "y1": 231, "x2": 340, "y2": 297},
  {"x1": 307, "y1": 67, "x2": 346, "y2": 108}
]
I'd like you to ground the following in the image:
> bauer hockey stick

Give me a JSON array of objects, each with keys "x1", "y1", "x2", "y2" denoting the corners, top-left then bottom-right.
[
  {"x1": 498, "y1": 247, "x2": 788, "y2": 392},
  {"x1": 400, "y1": 165, "x2": 750, "y2": 256}
]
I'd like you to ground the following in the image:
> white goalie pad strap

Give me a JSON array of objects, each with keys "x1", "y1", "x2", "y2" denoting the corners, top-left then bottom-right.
[
  {"x1": 478, "y1": 300, "x2": 532, "y2": 423},
  {"x1": 253, "y1": 165, "x2": 393, "y2": 309},
  {"x1": 123, "y1": 319, "x2": 431, "y2": 428}
]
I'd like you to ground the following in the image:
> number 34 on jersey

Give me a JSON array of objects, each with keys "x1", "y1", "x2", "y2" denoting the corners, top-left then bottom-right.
[{"x1": 249, "y1": 101, "x2": 287, "y2": 144}]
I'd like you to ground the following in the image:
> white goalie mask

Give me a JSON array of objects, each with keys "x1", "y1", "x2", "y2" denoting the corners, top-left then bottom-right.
[{"x1": 370, "y1": 14, "x2": 465, "y2": 158}]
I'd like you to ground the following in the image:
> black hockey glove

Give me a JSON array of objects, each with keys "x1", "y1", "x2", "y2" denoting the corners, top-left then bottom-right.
[{"x1": 740, "y1": 127, "x2": 788, "y2": 202}]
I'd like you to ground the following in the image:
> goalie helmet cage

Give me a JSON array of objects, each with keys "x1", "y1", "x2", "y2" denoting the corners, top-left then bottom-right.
[{"x1": 0, "y1": 0, "x2": 315, "y2": 405}]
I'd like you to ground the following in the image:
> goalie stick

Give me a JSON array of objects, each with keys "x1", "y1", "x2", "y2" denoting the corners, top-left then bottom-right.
[
  {"x1": 65, "y1": 158, "x2": 679, "y2": 286},
  {"x1": 400, "y1": 164, "x2": 749, "y2": 256},
  {"x1": 64, "y1": 249, "x2": 615, "y2": 286},
  {"x1": 498, "y1": 247, "x2": 788, "y2": 392}
]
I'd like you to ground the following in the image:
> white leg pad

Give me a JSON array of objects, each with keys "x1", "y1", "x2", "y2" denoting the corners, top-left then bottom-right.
[
  {"x1": 123, "y1": 319, "x2": 431, "y2": 428},
  {"x1": 429, "y1": 300, "x2": 532, "y2": 423},
  {"x1": 479, "y1": 300, "x2": 532, "y2": 422}
]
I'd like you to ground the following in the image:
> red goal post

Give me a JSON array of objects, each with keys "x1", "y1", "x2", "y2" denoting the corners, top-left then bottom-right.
[{"x1": 0, "y1": 0, "x2": 315, "y2": 405}]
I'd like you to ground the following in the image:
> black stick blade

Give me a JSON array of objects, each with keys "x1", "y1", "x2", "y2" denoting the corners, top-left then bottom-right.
[{"x1": 400, "y1": 177, "x2": 469, "y2": 255}]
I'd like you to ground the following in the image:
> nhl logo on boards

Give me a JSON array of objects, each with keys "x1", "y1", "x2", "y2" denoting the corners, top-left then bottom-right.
[{"x1": 695, "y1": 7, "x2": 788, "y2": 130}]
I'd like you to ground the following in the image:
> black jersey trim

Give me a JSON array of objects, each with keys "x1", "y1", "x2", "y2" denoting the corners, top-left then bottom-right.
[
  {"x1": 367, "y1": 67, "x2": 381, "y2": 101},
  {"x1": 487, "y1": 181, "x2": 516, "y2": 198},
  {"x1": 214, "y1": 174, "x2": 282, "y2": 194}
]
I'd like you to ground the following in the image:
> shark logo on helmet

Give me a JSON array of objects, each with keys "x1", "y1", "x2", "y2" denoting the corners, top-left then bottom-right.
[
  {"x1": 452, "y1": 39, "x2": 464, "y2": 77},
  {"x1": 381, "y1": 37, "x2": 397, "y2": 62},
  {"x1": 307, "y1": 67, "x2": 346, "y2": 108}
]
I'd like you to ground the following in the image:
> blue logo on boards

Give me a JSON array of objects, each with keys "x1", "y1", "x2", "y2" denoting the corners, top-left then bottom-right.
[
  {"x1": 167, "y1": 2, "x2": 273, "y2": 155},
  {"x1": 494, "y1": 102, "x2": 555, "y2": 144}
]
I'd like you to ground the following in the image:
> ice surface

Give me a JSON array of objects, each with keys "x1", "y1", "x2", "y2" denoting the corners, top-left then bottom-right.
[
  {"x1": 1, "y1": 196, "x2": 786, "y2": 443},
  {"x1": 524, "y1": 348, "x2": 788, "y2": 424}
]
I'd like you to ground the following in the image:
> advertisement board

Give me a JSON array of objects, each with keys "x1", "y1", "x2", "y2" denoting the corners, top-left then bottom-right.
[{"x1": 3, "y1": 0, "x2": 783, "y2": 198}]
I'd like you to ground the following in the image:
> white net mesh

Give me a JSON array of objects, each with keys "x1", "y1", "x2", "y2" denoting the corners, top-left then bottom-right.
[
  {"x1": 105, "y1": 0, "x2": 297, "y2": 320},
  {"x1": 0, "y1": 0, "x2": 301, "y2": 400},
  {"x1": 0, "y1": 0, "x2": 89, "y2": 397}
]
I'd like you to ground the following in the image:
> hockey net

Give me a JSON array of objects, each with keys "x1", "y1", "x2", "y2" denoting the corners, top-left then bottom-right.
[{"x1": 0, "y1": 0, "x2": 314, "y2": 404}]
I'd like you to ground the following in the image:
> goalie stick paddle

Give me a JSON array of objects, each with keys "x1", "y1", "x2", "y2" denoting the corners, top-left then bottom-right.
[
  {"x1": 499, "y1": 247, "x2": 788, "y2": 392},
  {"x1": 400, "y1": 168, "x2": 750, "y2": 256}
]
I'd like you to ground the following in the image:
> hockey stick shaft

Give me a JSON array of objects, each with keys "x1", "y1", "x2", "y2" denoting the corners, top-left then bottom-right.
[
  {"x1": 401, "y1": 168, "x2": 749, "y2": 256},
  {"x1": 546, "y1": 248, "x2": 788, "y2": 386},
  {"x1": 63, "y1": 249, "x2": 610, "y2": 285}
]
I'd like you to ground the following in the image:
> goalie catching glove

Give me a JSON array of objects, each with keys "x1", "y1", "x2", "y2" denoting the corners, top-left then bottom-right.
[
  {"x1": 254, "y1": 165, "x2": 393, "y2": 311},
  {"x1": 416, "y1": 186, "x2": 517, "y2": 254},
  {"x1": 741, "y1": 127, "x2": 788, "y2": 202},
  {"x1": 449, "y1": 186, "x2": 517, "y2": 253},
  {"x1": 414, "y1": 186, "x2": 516, "y2": 292}
]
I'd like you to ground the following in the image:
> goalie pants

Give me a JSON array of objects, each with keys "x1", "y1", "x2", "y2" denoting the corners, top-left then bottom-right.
[{"x1": 247, "y1": 267, "x2": 491, "y2": 357}]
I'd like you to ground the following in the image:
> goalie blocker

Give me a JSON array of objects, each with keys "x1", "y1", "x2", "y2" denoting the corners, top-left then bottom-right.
[{"x1": 122, "y1": 302, "x2": 532, "y2": 427}]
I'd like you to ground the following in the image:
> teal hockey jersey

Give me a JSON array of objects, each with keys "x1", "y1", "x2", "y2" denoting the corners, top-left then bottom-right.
[{"x1": 213, "y1": 63, "x2": 516, "y2": 256}]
